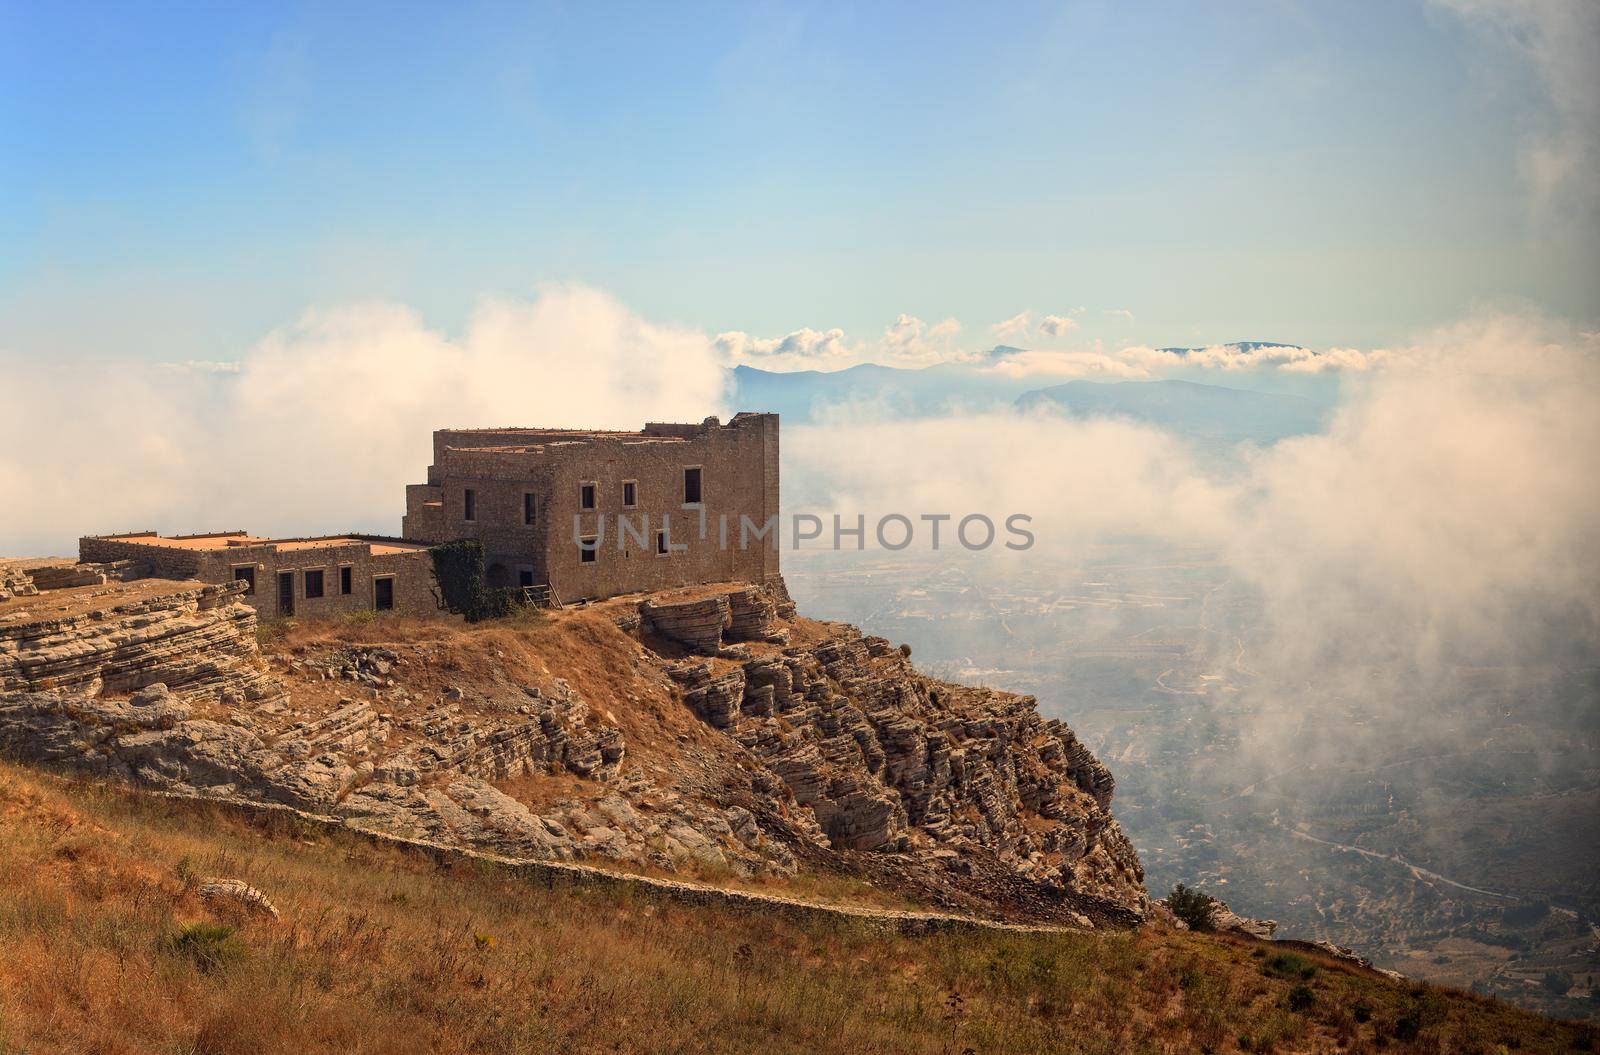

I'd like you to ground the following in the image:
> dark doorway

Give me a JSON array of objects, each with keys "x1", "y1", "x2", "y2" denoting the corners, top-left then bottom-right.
[
  {"x1": 374, "y1": 576, "x2": 394, "y2": 611},
  {"x1": 233, "y1": 566, "x2": 256, "y2": 595},
  {"x1": 277, "y1": 572, "x2": 294, "y2": 616},
  {"x1": 518, "y1": 569, "x2": 535, "y2": 588}
]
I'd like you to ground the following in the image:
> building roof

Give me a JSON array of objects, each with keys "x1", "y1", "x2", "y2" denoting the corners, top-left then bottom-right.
[{"x1": 87, "y1": 532, "x2": 430, "y2": 557}]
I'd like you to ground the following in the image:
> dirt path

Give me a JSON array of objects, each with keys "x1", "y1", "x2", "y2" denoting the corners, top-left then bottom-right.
[
  {"x1": 1285, "y1": 826, "x2": 1520, "y2": 902},
  {"x1": 151, "y1": 788, "x2": 1098, "y2": 939}
]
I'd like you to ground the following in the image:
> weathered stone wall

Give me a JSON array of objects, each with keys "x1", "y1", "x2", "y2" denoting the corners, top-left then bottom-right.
[
  {"x1": 79, "y1": 536, "x2": 203, "y2": 580},
  {"x1": 402, "y1": 413, "x2": 781, "y2": 602},
  {"x1": 79, "y1": 537, "x2": 438, "y2": 622}
]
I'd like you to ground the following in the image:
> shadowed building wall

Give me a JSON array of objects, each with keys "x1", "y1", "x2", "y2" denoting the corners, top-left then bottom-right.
[{"x1": 401, "y1": 413, "x2": 780, "y2": 603}]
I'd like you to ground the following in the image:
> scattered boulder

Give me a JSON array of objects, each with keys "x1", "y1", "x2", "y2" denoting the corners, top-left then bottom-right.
[
  {"x1": 639, "y1": 595, "x2": 730, "y2": 654},
  {"x1": 199, "y1": 878, "x2": 280, "y2": 919}
]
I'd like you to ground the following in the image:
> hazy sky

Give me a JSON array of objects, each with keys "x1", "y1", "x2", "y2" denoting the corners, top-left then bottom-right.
[{"x1": 2, "y1": 0, "x2": 1596, "y2": 364}]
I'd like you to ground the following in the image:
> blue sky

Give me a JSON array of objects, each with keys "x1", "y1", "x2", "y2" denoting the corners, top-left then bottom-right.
[{"x1": 2, "y1": 0, "x2": 1595, "y2": 365}]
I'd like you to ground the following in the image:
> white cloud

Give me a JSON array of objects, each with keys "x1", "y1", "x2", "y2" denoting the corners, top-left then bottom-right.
[
  {"x1": 1039, "y1": 314, "x2": 1081, "y2": 338},
  {"x1": 1103, "y1": 308, "x2": 1136, "y2": 322},
  {"x1": 719, "y1": 313, "x2": 968, "y2": 371},
  {"x1": 1116, "y1": 342, "x2": 1390, "y2": 373},
  {"x1": 789, "y1": 310, "x2": 1600, "y2": 702},
  {"x1": 154, "y1": 360, "x2": 244, "y2": 375},
  {"x1": 715, "y1": 327, "x2": 850, "y2": 370},
  {"x1": 982, "y1": 348, "x2": 1150, "y2": 380},
  {"x1": 881, "y1": 313, "x2": 965, "y2": 366},
  {"x1": 1433, "y1": 0, "x2": 1600, "y2": 214},
  {"x1": 0, "y1": 284, "x2": 728, "y2": 554},
  {"x1": 990, "y1": 311, "x2": 1032, "y2": 343},
  {"x1": 786, "y1": 410, "x2": 1236, "y2": 550}
]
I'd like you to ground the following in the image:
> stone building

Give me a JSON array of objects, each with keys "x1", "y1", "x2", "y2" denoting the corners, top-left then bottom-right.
[
  {"x1": 401, "y1": 413, "x2": 780, "y2": 603},
  {"x1": 78, "y1": 532, "x2": 437, "y2": 620}
]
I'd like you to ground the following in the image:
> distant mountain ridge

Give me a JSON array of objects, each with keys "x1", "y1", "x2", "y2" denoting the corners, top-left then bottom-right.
[
  {"x1": 730, "y1": 342, "x2": 1333, "y2": 443},
  {"x1": 1157, "y1": 340, "x2": 1303, "y2": 356}
]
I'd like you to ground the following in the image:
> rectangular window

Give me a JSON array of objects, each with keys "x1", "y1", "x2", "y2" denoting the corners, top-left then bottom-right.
[
  {"x1": 518, "y1": 569, "x2": 535, "y2": 587},
  {"x1": 523, "y1": 492, "x2": 537, "y2": 525},
  {"x1": 278, "y1": 572, "x2": 295, "y2": 616},
  {"x1": 304, "y1": 569, "x2": 325, "y2": 599},
  {"x1": 580, "y1": 482, "x2": 597, "y2": 510},
  {"x1": 683, "y1": 467, "x2": 702, "y2": 505},
  {"x1": 622, "y1": 480, "x2": 637, "y2": 508},
  {"x1": 373, "y1": 576, "x2": 394, "y2": 611},
  {"x1": 464, "y1": 488, "x2": 477, "y2": 522},
  {"x1": 579, "y1": 536, "x2": 598, "y2": 564},
  {"x1": 339, "y1": 566, "x2": 353, "y2": 595},
  {"x1": 232, "y1": 565, "x2": 256, "y2": 595},
  {"x1": 655, "y1": 530, "x2": 669, "y2": 556}
]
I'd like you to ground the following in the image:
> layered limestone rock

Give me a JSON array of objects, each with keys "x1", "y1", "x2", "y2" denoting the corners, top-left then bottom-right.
[
  {"x1": 0, "y1": 583, "x2": 622, "y2": 866},
  {"x1": 639, "y1": 595, "x2": 730, "y2": 654},
  {"x1": 640, "y1": 582, "x2": 788, "y2": 653},
  {"x1": 653, "y1": 614, "x2": 1147, "y2": 919},
  {"x1": 726, "y1": 586, "x2": 784, "y2": 643},
  {"x1": 0, "y1": 579, "x2": 284, "y2": 705},
  {"x1": 0, "y1": 556, "x2": 149, "y2": 599},
  {"x1": 0, "y1": 560, "x2": 39, "y2": 602},
  {"x1": 1, "y1": 574, "x2": 1147, "y2": 921}
]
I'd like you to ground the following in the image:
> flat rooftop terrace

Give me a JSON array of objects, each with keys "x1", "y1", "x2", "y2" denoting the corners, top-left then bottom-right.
[
  {"x1": 435, "y1": 417, "x2": 761, "y2": 453},
  {"x1": 90, "y1": 533, "x2": 430, "y2": 556},
  {"x1": 441, "y1": 438, "x2": 687, "y2": 454}
]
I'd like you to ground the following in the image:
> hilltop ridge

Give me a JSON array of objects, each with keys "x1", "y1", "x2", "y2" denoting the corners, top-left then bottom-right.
[{"x1": 0, "y1": 565, "x2": 1144, "y2": 925}]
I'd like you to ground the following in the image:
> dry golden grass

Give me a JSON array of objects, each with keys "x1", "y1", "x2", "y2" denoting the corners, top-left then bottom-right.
[{"x1": 0, "y1": 761, "x2": 1592, "y2": 1055}]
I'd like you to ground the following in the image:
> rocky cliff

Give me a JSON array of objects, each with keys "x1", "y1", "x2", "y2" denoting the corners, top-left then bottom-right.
[{"x1": 0, "y1": 571, "x2": 1146, "y2": 926}]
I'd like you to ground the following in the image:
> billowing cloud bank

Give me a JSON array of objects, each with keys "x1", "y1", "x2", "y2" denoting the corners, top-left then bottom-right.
[
  {"x1": 3, "y1": 292, "x2": 1595, "y2": 707},
  {"x1": 783, "y1": 313, "x2": 1600, "y2": 730},
  {"x1": 782, "y1": 311, "x2": 1599, "y2": 801},
  {"x1": 0, "y1": 285, "x2": 727, "y2": 554}
]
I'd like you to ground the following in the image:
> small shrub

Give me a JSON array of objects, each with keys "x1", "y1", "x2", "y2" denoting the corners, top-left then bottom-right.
[
  {"x1": 1542, "y1": 970, "x2": 1573, "y2": 996},
  {"x1": 1167, "y1": 883, "x2": 1218, "y2": 931},
  {"x1": 429, "y1": 539, "x2": 524, "y2": 623},
  {"x1": 1500, "y1": 900, "x2": 1550, "y2": 928},
  {"x1": 1352, "y1": 1000, "x2": 1373, "y2": 1023},
  {"x1": 255, "y1": 620, "x2": 292, "y2": 645},
  {"x1": 1286, "y1": 984, "x2": 1314, "y2": 1012},
  {"x1": 1393, "y1": 1009, "x2": 1422, "y2": 1041},
  {"x1": 163, "y1": 921, "x2": 245, "y2": 972},
  {"x1": 1263, "y1": 953, "x2": 1316, "y2": 981}
]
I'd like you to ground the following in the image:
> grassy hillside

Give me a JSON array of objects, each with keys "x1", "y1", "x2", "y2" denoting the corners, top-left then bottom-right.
[{"x1": 1, "y1": 762, "x2": 1592, "y2": 1054}]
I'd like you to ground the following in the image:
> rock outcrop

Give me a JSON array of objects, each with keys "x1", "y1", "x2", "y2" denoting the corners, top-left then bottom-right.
[
  {"x1": 199, "y1": 878, "x2": 281, "y2": 919},
  {"x1": 0, "y1": 560, "x2": 40, "y2": 602},
  {"x1": 1, "y1": 578, "x2": 283, "y2": 705},
  {"x1": 639, "y1": 595, "x2": 730, "y2": 654},
  {"x1": 0, "y1": 574, "x2": 1148, "y2": 924},
  {"x1": 659, "y1": 617, "x2": 1146, "y2": 917}
]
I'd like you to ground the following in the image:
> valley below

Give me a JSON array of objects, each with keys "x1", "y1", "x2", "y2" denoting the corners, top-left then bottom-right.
[{"x1": 786, "y1": 545, "x2": 1600, "y2": 1022}]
